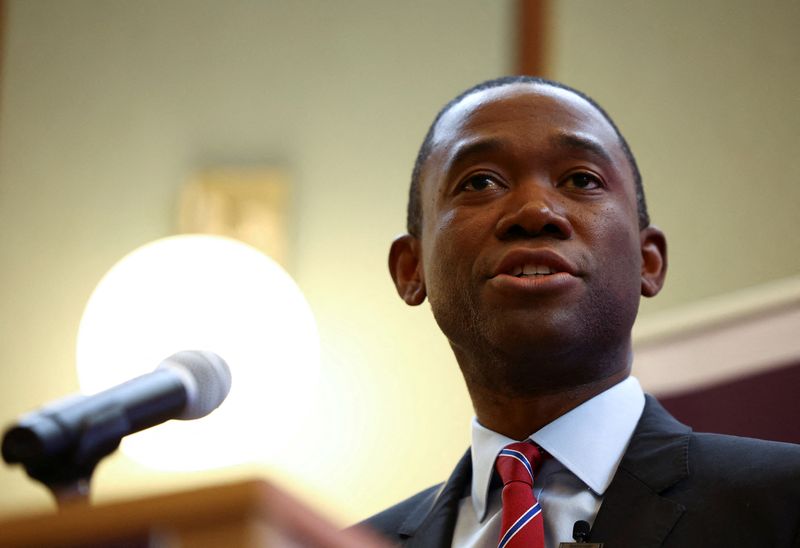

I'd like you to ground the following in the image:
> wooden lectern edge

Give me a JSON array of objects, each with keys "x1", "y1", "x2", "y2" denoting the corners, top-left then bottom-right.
[
  {"x1": 248, "y1": 480, "x2": 391, "y2": 547},
  {"x1": 0, "y1": 479, "x2": 391, "y2": 547}
]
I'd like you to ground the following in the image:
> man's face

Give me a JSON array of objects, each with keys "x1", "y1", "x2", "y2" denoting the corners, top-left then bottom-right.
[{"x1": 393, "y1": 83, "x2": 665, "y2": 386}]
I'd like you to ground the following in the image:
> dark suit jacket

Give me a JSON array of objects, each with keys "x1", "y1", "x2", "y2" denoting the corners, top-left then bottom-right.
[{"x1": 362, "y1": 396, "x2": 800, "y2": 547}]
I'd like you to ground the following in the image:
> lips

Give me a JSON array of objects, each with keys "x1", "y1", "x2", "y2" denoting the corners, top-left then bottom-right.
[{"x1": 491, "y1": 249, "x2": 578, "y2": 279}]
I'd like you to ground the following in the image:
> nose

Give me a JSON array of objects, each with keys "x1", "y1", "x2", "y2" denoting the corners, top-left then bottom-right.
[{"x1": 494, "y1": 181, "x2": 573, "y2": 240}]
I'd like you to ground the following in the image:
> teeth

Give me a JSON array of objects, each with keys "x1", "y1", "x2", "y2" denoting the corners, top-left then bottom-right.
[{"x1": 515, "y1": 264, "x2": 555, "y2": 277}]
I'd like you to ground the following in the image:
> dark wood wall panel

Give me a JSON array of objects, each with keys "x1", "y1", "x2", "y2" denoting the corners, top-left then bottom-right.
[
  {"x1": 517, "y1": 0, "x2": 548, "y2": 76},
  {"x1": 658, "y1": 361, "x2": 800, "y2": 444}
]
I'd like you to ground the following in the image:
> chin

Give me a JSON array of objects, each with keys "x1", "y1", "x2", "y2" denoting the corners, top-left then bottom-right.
[{"x1": 488, "y1": 309, "x2": 583, "y2": 350}]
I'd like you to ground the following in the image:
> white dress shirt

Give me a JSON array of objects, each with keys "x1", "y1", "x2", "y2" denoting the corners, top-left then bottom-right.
[{"x1": 451, "y1": 376, "x2": 645, "y2": 548}]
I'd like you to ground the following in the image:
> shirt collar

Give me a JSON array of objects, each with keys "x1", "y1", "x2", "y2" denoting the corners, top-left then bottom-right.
[{"x1": 469, "y1": 376, "x2": 645, "y2": 521}]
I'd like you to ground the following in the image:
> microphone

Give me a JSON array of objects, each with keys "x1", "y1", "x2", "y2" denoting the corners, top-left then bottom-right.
[
  {"x1": 1, "y1": 351, "x2": 231, "y2": 486},
  {"x1": 573, "y1": 520, "x2": 591, "y2": 543}
]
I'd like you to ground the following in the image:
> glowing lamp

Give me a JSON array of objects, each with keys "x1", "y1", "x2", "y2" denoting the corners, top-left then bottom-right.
[{"x1": 76, "y1": 235, "x2": 319, "y2": 471}]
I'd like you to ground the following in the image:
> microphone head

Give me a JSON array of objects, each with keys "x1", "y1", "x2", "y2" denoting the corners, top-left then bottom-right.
[
  {"x1": 572, "y1": 520, "x2": 591, "y2": 542},
  {"x1": 158, "y1": 351, "x2": 232, "y2": 420}
]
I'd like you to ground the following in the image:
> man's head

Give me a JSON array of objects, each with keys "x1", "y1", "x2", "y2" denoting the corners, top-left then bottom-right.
[{"x1": 389, "y1": 77, "x2": 667, "y2": 395}]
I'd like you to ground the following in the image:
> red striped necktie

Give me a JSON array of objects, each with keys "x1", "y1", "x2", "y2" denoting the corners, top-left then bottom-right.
[{"x1": 494, "y1": 441, "x2": 545, "y2": 548}]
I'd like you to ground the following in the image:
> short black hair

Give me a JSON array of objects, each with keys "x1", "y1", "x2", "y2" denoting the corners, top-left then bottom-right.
[{"x1": 406, "y1": 76, "x2": 649, "y2": 236}]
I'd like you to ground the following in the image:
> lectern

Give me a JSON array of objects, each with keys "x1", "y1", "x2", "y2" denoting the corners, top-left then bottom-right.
[{"x1": 0, "y1": 480, "x2": 389, "y2": 547}]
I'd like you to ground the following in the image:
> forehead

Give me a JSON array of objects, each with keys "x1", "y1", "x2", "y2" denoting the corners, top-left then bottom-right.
[{"x1": 428, "y1": 83, "x2": 629, "y2": 178}]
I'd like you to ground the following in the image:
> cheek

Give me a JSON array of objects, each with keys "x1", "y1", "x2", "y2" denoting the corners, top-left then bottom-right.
[
  {"x1": 434, "y1": 208, "x2": 460, "y2": 236},
  {"x1": 582, "y1": 209, "x2": 642, "y2": 285},
  {"x1": 588, "y1": 202, "x2": 639, "y2": 249},
  {"x1": 602, "y1": 222, "x2": 644, "y2": 300},
  {"x1": 434, "y1": 214, "x2": 466, "y2": 261},
  {"x1": 422, "y1": 208, "x2": 484, "y2": 298},
  {"x1": 579, "y1": 212, "x2": 644, "y2": 336}
]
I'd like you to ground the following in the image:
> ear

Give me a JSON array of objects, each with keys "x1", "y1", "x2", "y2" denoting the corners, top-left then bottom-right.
[
  {"x1": 388, "y1": 234, "x2": 427, "y2": 306},
  {"x1": 640, "y1": 225, "x2": 667, "y2": 298}
]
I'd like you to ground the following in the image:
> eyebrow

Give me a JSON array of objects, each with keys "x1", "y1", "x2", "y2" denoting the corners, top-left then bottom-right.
[
  {"x1": 444, "y1": 138, "x2": 508, "y2": 173},
  {"x1": 551, "y1": 132, "x2": 614, "y2": 164}
]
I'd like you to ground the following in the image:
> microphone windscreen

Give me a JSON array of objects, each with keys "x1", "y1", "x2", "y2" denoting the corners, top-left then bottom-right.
[{"x1": 158, "y1": 351, "x2": 232, "y2": 420}]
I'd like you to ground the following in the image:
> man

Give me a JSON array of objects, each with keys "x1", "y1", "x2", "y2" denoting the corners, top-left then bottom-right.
[{"x1": 362, "y1": 76, "x2": 800, "y2": 547}]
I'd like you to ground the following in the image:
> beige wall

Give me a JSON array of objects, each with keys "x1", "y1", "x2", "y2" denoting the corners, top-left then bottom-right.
[
  {"x1": 0, "y1": 0, "x2": 510, "y2": 522},
  {"x1": 0, "y1": 0, "x2": 797, "y2": 526},
  {"x1": 550, "y1": 0, "x2": 800, "y2": 315}
]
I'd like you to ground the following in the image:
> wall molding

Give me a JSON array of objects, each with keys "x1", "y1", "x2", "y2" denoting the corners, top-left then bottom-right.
[{"x1": 632, "y1": 276, "x2": 800, "y2": 393}]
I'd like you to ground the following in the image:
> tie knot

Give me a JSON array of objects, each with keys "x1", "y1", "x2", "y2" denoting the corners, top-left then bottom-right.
[{"x1": 495, "y1": 441, "x2": 543, "y2": 487}]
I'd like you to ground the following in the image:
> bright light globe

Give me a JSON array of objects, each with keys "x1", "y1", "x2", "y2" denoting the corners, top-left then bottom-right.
[{"x1": 76, "y1": 235, "x2": 319, "y2": 471}]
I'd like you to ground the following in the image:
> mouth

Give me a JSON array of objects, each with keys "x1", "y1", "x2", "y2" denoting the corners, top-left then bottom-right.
[
  {"x1": 491, "y1": 249, "x2": 578, "y2": 280},
  {"x1": 506, "y1": 263, "x2": 559, "y2": 278}
]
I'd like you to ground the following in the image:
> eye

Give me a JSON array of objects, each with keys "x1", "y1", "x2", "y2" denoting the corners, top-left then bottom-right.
[
  {"x1": 459, "y1": 174, "x2": 502, "y2": 192},
  {"x1": 562, "y1": 171, "x2": 603, "y2": 190}
]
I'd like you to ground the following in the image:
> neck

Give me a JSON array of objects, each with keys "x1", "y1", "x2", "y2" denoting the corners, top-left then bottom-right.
[
  {"x1": 455, "y1": 344, "x2": 633, "y2": 440},
  {"x1": 468, "y1": 369, "x2": 629, "y2": 439}
]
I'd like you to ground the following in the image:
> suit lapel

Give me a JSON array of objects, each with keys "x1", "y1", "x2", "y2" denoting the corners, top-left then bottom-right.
[
  {"x1": 400, "y1": 450, "x2": 472, "y2": 547},
  {"x1": 589, "y1": 396, "x2": 690, "y2": 547}
]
